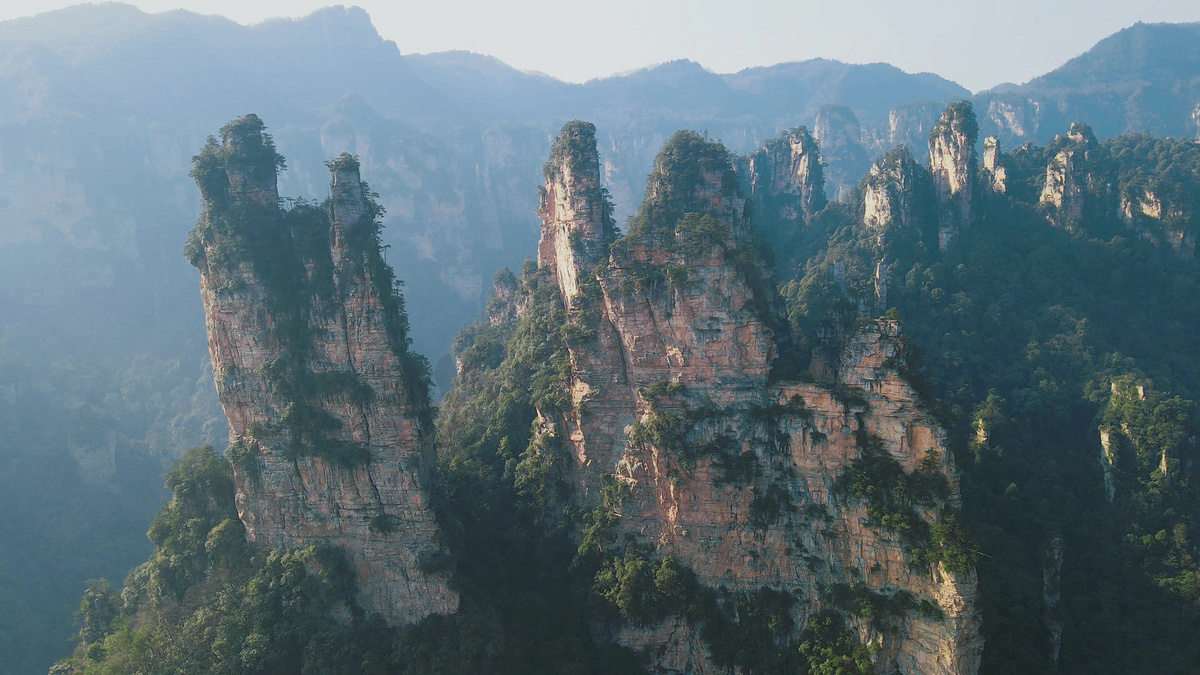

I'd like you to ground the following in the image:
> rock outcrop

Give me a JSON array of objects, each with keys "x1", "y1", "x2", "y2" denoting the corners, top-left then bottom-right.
[
  {"x1": 862, "y1": 147, "x2": 926, "y2": 242},
  {"x1": 928, "y1": 102, "x2": 977, "y2": 251},
  {"x1": 187, "y1": 115, "x2": 457, "y2": 624},
  {"x1": 981, "y1": 136, "x2": 1007, "y2": 194},
  {"x1": 1120, "y1": 188, "x2": 1196, "y2": 260},
  {"x1": 887, "y1": 101, "x2": 948, "y2": 151},
  {"x1": 815, "y1": 105, "x2": 871, "y2": 201},
  {"x1": 537, "y1": 121, "x2": 617, "y2": 307},
  {"x1": 747, "y1": 126, "x2": 828, "y2": 226},
  {"x1": 537, "y1": 123, "x2": 982, "y2": 674},
  {"x1": 1040, "y1": 146, "x2": 1085, "y2": 229},
  {"x1": 1038, "y1": 123, "x2": 1103, "y2": 232},
  {"x1": 981, "y1": 97, "x2": 1041, "y2": 141}
]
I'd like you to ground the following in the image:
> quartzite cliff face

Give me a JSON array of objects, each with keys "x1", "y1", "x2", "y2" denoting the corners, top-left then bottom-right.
[
  {"x1": 187, "y1": 115, "x2": 457, "y2": 624},
  {"x1": 929, "y1": 102, "x2": 977, "y2": 251},
  {"x1": 534, "y1": 123, "x2": 982, "y2": 674}
]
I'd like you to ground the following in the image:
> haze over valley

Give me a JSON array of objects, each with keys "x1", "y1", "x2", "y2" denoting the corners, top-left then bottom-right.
[{"x1": 1, "y1": 4, "x2": 1199, "y2": 674}]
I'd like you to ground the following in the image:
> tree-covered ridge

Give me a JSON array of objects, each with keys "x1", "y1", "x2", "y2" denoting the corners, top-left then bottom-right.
[
  {"x1": 622, "y1": 130, "x2": 742, "y2": 242},
  {"x1": 0, "y1": 356, "x2": 194, "y2": 675},
  {"x1": 771, "y1": 103, "x2": 1200, "y2": 673}
]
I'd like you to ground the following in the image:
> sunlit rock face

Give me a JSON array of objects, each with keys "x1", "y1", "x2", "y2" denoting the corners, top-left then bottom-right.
[
  {"x1": 190, "y1": 115, "x2": 457, "y2": 625},
  {"x1": 928, "y1": 102, "x2": 977, "y2": 252},
  {"x1": 981, "y1": 136, "x2": 1007, "y2": 194},
  {"x1": 535, "y1": 122, "x2": 982, "y2": 675}
]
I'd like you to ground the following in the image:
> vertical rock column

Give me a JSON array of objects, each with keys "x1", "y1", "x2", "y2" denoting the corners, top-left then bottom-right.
[
  {"x1": 862, "y1": 147, "x2": 923, "y2": 242},
  {"x1": 1039, "y1": 124, "x2": 1097, "y2": 231},
  {"x1": 190, "y1": 116, "x2": 457, "y2": 625},
  {"x1": 929, "y1": 102, "x2": 978, "y2": 251},
  {"x1": 981, "y1": 136, "x2": 1007, "y2": 194},
  {"x1": 537, "y1": 120, "x2": 614, "y2": 308},
  {"x1": 815, "y1": 104, "x2": 871, "y2": 201},
  {"x1": 747, "y1": 126, "x2": 827, "y2": 224}
]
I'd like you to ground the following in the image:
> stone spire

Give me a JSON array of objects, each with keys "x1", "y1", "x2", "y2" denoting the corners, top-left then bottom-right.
[
  {"x1": 981, "y1": 136, "x2": 1007, "y2": 194},
  {"x1": 537, "y1": 120, "x2": 615, "y2": 307},
  {"x1": 189, "y1": 116, "x2": 457, "y2": 625},
  {"x1": 929, "y1": 101, "x2": 978, "y2": 251},
  {"x1": 748, "y1": 126, "x2": 827, "y2": 223}
]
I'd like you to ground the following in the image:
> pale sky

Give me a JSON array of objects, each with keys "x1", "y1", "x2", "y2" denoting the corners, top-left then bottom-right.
[{"x1": 3, "y1": 0, "x2": 1199, "y2": 92}]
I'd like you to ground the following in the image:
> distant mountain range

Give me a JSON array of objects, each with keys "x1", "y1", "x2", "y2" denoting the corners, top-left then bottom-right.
[{"x1": 1, "y1": 5, "x2": 1196, "y2": 385}]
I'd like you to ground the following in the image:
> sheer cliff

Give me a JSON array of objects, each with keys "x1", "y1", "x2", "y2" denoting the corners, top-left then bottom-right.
[
  {"x1": 186, "y1": 115, "x2": 457, "y2": 624},
  {"x1": 780, "y1": 103, "x2": 1200, "y2": 674},
  {"x1": 54, "y1": 98, "x2": 1200, "y2": 675},
  {"x1": 474, "y1": 121, "x2": 985, "y2": 674}
]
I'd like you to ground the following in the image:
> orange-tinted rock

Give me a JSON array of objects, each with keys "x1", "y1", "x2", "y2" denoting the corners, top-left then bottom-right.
[
  {"x1": 190, "y1": 116, "x2": 457, "y2": 624},
  {"x1": 541, "y1": 123, "x2": 982, "y2": 674}
]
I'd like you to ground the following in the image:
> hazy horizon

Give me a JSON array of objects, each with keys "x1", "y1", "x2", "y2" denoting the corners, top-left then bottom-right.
[{"x1": 2, "y1": 0, "x2": 1199, "y2": 93}]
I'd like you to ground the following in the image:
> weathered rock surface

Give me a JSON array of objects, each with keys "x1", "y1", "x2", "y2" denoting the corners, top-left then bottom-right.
[
  {"x1": 981, "y1": 136, "x2": 1007, "y2": 194},
  {"x1": 885, "y1": 101, "x2": 948, "y2": 153},
  {"x1": 928, "y1": 102, "x2": 977, "y2": 251},
  {"x1": 539, "y1": 124, "x2": 982, "y2": 674},
  {"x1": 747, "y1": 126, "x2": 827, "y2": 225},
  {"x1": 189, "y1": 115, "x2": 457, "y2": 624},
  {"x1": 537, "y1": 121, "x2": 616, "y2": 307},
  {"x1": 863, "y1": 147, "x2": 926, "y2": 242},
  {"x1": 815, "y1": 105, "x2": 872, "y2": 202},
  {"x1": 982, "y1": 97, "x2": 1041, "y2": 141},
  {"x1": 1039, "y1": 123, "x2": 1097, "y2": 231},
  {"x1": 1120, "y1": 188, "x2": 1196, "y2": 260}
]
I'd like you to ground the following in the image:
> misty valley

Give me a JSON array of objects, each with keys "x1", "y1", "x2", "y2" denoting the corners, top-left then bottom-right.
[{"x1": 2, "y1": 5, "x2": 1200, "y2": 675}]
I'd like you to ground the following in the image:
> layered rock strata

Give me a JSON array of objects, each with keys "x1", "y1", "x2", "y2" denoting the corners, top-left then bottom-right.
[
  {"x1": 188, "y1": 115, "x2": 457, "y2": 624},
  {"x1": 537, "y1": 124, "x2": 982, "y2": 674}
]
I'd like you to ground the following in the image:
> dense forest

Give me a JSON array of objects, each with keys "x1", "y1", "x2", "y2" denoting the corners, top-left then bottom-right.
[{"x1": 771, "y1": 115, "x2": 1200, "y2": 672}]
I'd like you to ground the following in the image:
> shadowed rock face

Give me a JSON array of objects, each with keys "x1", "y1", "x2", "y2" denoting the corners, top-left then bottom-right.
[
  {"x1": 539, "y1": 123, "x2": 982, "y2": 674},
  {"x1": 815, "y1": 104, "x2": 872, "y2": 201},
  {"x1": 747, "y1": 126, "x2": 827, "y2": 226},
  {"x1": 188, "y1": 114, "x2": 457, "y2": 624}
]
